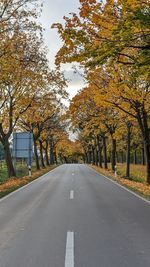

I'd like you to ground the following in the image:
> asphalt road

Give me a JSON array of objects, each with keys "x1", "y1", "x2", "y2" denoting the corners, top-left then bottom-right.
[{"x1": 0, "y1": 164, "x2": 150, "y2": 267}]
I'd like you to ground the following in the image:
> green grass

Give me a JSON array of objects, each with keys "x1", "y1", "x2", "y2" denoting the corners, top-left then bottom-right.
[
  {"x1": 106, "y1": 163, "x2": 146, "y2": 183},
  {"x1": 15, "y1": 162, "x2": 37, "y2": 178},
  {"x1": 115, "y1": 163, "x2": 146, "y2": 183},
  {"x1": 0, "y1": 164, "x2": 58, "y2": 199},
  {"x1": 0, "y1": 169, "x2": 9, "y2": 183},
  {"x1": 0, "y1": 161, "x2": 41, "y2": 183}
]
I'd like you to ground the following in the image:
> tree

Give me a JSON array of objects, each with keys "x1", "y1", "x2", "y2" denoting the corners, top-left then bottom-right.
[
  {"x1": 0, "y1": 27, "x2": 50, "y2": 176},
  {"x1": 53, "y1": 0, "x2": 150, "y2": 183},
  {"x1": 0, "y1": 0, "x2": 48, "y2": 177},
  {"x1": 57, "y1": 137, "x2": 83, "y2": 163},
  {"x1": 53, "y1": 0, "x2": 150, "y2": 69},
  {"x1": 92, "y1": 64, "x2": 150, "y2": 182},
  {"x1": 19, "y1": 70, "x2": 68, "y2": 170},
  {"x1": 69, "y1": 86, "x2": 120, "y2": 170}
]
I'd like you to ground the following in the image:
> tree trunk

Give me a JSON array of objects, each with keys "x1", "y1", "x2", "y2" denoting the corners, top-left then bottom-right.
[
  {"x1": 54, "y1": 147, "x2": 57, "y2": 164},
  {"x1": 85, "y1": 152, "x2": 88, "y2": 163},
  {"x1": 97, "y1": 135, "x2": 102, "y2": 168},
  {"x1": 126, "y1": 123, "x2": 131, "y2": 178},
  {"x1": 88, "y1": 149, "x2": 92, "y2": 164},
  {"x1": 111, "y1": 138, "x2": 116, "y2": 171},
  {"x1": 98, "y1": 144, "x2": 102, "y2": 168},
  {"x1": 95, "y1": 149, "x2": 99, "y2": 166},
  {"x1": 33, "y1": 137, "x2": 40, "y2": 170},
  {"x1": 43, "y1": 140, "x2": 49, "y2": 166},
  {"x1": 39, "y1": 140, "x2": 45, "y2": 168},
  {"x1": 144, "y1": 143, "x2": 150, "y2": 184},
  {"x1": 64, "y1": 156, "x2": 68, "y2": 163},
  {"x1": 50, "y1": 142, "x2": 54, "y2": 165},
  {"x1": 137, "y1": 109, "x2": 150, "y2": 183},
  {"x1": 44, "y1": 149, "x2": 49, "y2": 166},
  {"x1": 3, "y1": 139, "x2": 16, "y2": 177},
  {"x1": 94, "y1": 138, "x2": 98, "y2": 166},
  {"x1": 134, "y1": 150, "x2": 137, "y2": 164},
  {"x1": 141, "y1": 147, "x2": 145, "y2": 165},
  {"x1": 92, "y1": 146, "x2": 95, "y2": 165},
  {"x1": 102, "y1": 136, "x2": 108, "y2": 169},
  {"x1": 45, "y1": 150, "x2": 49, "y2": 167}
]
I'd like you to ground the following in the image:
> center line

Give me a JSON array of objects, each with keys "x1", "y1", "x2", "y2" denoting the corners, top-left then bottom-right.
[
  {"x1": 70, "y1": 190, "x2": 74, "y2": 200},
  {"x1": 65, "y1": 231, "x2": 74, "y2": 267}
]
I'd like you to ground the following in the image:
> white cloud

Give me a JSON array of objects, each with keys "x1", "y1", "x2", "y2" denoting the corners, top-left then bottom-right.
[{"x1": 38, "y1": 0, "x2": 84, "y2": 99}]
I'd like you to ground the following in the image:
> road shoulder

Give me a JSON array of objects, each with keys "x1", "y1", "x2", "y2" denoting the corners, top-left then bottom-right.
[
  {"x1": 90, "y1": 165, "x2": 150, "y2": 202},
  {"x1": 0, "y1": 165, "x2": 58, "y2": 200}
]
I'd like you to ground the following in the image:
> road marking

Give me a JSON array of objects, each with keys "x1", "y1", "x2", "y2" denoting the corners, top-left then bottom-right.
[
  {"x1": 72, "y1": 173, "x2": 74, "y2": 176},
  {"x1": 65, "y1": 231, "x2": 74, "y2": 267},
  {"x1": 70, "y1": 190, "x2": 74, "y2": 199}
]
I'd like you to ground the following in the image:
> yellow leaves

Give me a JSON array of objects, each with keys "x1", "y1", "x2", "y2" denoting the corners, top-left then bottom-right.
[
  {"x1": 118, "y1": 0, "x2": 149, "y2": 9},
  {"x1": 1, "y1": 10, "x2": 67, "y2": 136},
  {"x1": 69, "y1": 58, "x2": 149, "y2": 155},
  {"x1": 54, "y1": 0, "x2": 150, "y2": 71},
  {"x1": 79, "y1": 0, "x2": 98, "y2": 18},
  {"x1": 57, "y1": 137, "x2": 83, "y2": 161},
  {"x1": 0, "y1": 167, "x2": 53, "y2": 194},
  {"x1": 88, "y1": 61, "x2": 150, "y2": 124}
]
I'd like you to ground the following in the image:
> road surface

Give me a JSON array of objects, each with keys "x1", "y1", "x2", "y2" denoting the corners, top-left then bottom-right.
[{"x1": 0, "y1": 164, "x2": 150, "y2": 267}]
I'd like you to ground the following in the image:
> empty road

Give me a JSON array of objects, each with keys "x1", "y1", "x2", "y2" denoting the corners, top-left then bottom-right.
[{"x1": 0, "y1": 164, "x2": 150, "y2": 267}]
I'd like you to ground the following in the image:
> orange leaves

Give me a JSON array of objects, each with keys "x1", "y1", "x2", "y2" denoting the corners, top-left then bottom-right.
[
  {"x1": 0, "y1": 0, "x2": 68, "y2": 148},
  {"x1": 52, "y1": 0, "x2": 150, "y2": 183},
  {"x1": 0, "y1": 166, "x2": 53, "y2": 195},
  {"x1": 118, "y1": 0, "x2": 149, "y2": 9},
  {"x1": 57, "y1": 137, "x2": 83, "y2": 162},
  {"x1": 54, "y1": 0, "x2": 150, "y2": 70}
]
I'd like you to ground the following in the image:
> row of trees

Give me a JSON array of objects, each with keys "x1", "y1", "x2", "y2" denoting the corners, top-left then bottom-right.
[
  {"x1": 0, "y1": 0, "x2": 69, "y2": 177},
  {"x1": 69, "y1": 86, "x2": 145, "y2": 177},
  {"x1": 57, "y1": 138, "x2": 83, "y2": 163},
  {"x1": 53, "y1": 0, "x2": 150, "y2": 183}
]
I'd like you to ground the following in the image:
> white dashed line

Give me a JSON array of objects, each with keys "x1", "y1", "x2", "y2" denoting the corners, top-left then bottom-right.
[
  {"x1": 65, "y1": 231, "x2": 74, "y2": 267},
  {"x1": 70, "y1": 190, "x2": 74, "y2": 200}
]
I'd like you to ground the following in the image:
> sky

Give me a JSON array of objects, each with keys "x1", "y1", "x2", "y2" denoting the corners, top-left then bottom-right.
[{"x1": 39, "y1": 0, "x2": 85, "y2": 102}]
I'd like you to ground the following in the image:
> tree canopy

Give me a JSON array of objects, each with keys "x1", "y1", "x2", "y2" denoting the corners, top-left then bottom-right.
[{"x1": 53, "y1": 0, "x2": 150, "y2": 183}]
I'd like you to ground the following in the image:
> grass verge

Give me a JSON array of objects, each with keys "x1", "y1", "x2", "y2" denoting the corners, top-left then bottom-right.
[
  {"x1": 0, "y1": 165, "x2": 57, "y2": 199},
  {"x1": 90, "y1": 165, "x2": 150, "y2": 200}
]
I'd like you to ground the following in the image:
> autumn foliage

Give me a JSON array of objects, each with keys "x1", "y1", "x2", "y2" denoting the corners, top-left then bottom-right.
[
  {"x1": 0, "y1": 0, "x2": 68, "y2": 177},
  {"x1": 53, "y1": 0, "x2": 150, "y2": 183}
]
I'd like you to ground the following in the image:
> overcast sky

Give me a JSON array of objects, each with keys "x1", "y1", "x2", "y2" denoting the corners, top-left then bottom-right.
[{"x1": 39, "y1": 0, "x2": 85, "y2": 102}]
